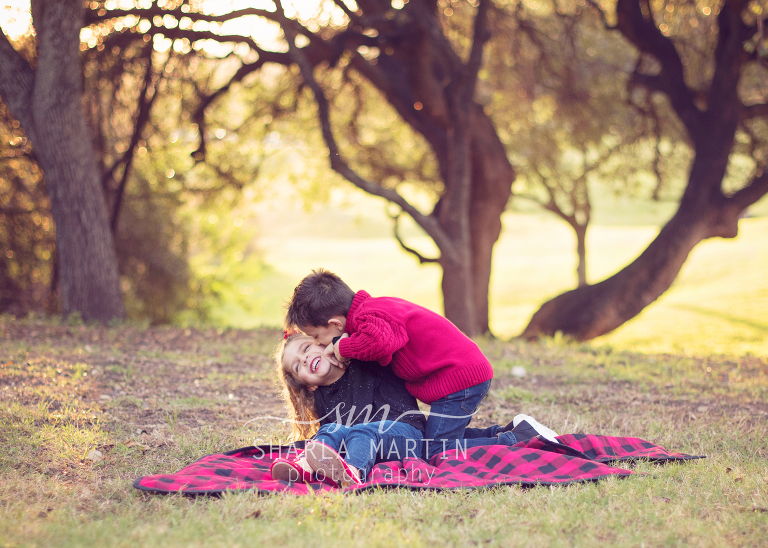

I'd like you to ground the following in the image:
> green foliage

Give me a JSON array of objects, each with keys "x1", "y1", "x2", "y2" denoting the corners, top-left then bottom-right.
[
  {"x1": 485, "y1": 1, "x2": 689, "y2": 204},
  {"x1": 1, "y1": 32, "x2": 294, "y2": 325},
  {"x1": 0, "y1": 100, "x2": 57, "y2": 316},
  {"x1": 82, "y1": 45, "x2": 207, "y2": 325},
  {"x1": 324, "y1": 69, "x2": 442, "y2": 197},
  {"x1": 176, "y1": 202, "x2": 271, "y2": 326},
  {"x1": 112, "y1": 166, "x2": 193, "y2": 323}
]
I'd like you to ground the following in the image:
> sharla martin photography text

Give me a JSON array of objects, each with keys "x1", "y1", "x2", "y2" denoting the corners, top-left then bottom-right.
[
  {"x1": 250, "y1": 401, "x2": 480, "y2": 483},
  {"x1": 252, "y1": 438, "x2": 442, "y2": 485}
]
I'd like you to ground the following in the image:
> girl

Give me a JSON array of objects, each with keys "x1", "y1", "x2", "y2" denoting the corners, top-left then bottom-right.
[
  {"x1": 271, "y1": 332, "x2": 426, "y2": 487},
  {"x1": 272, "y1": 333, "x2": 559, "y2": 487}
]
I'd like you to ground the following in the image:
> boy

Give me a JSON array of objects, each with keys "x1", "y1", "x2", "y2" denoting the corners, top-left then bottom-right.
[{"x1": 285, "y1": 269, "x2": 558, "y2": 459}]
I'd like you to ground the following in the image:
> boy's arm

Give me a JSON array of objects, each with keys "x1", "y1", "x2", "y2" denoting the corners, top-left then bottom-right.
[
  {"x1": 336, "y1": 312, "x2": 408, "y2": 365},
  {"x1": 322, "y1": 335, "x2": 349, "y2": 368}
]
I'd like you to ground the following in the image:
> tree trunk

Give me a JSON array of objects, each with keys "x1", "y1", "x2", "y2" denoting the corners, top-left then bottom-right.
[
  {"x1": 520, "y1": 145, "x2": 745, "y2": 340},
  {"x1": 520, "y1": 206, "x2": 709, "y2": 340},
  {"x1": 266, "y1": 0, "x2": 510, "y2": 337},
  {"x1": 437, "y1": 85, "x2": 477, "y2": 335},
  {"x1": 339, "y1": 2, "x2": 511, "y2": 337},
  {"x1": 29, "y1": 1, "x2": 124, "y2": 322},
  {"x1": 468, "y1": 107, "x2": 515, "y2": 335},
  {"x1": 575, "y1": 224, "x2": 587, "y2": 287},
  {"x1": 441, "y1": 252, "x2": 477, "y2": 335}
]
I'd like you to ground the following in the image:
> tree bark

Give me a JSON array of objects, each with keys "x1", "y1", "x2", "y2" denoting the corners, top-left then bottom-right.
[
  {"x1": 437, "y1": 78, "x2": 476, "y2": 335},
  {"x1": 575, "y1": 224, "x2": 587, "y2": 288},
  {"x1": 468, "y1": 106, "x2": 515, "y2": 334},
  {"x1": 0, "y1": 0, "x2": 125, "y2": 322},
  {"x1": 434, "y1": 111, "x2": 514, "y2": 336}
]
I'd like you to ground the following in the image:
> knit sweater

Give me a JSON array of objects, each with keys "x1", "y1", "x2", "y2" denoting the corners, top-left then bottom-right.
[{"x1": 337, "y1": 290, "x2": 493, "y2": 404}]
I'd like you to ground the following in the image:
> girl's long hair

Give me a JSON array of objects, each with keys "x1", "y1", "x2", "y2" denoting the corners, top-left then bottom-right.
[{"x1": 273, "y1": 333, "x2": 320, "y2": 441}]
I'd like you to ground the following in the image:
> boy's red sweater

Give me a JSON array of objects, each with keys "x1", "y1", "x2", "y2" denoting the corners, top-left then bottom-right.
[{"x1": 337, "y1": 290, "x2": 493, "y2": 404}]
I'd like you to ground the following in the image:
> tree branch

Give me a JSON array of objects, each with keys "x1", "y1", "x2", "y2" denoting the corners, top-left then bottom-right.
[
  {"x1": 86, "y1": 6, "x2": 320, "y2": 48},
  {"x1": 0, "y1": 30, "x2": 37, "y2": 143},
  {"x1": 146, "y1": 27, "x2": 273, "y2": 52},
  {"x1": 614, "y1": 0, "x2": 702, "y2": 136},
  {"x1": 277, "y1": 4, "x2": 458, "y2": 263},
  {"x1": 727, "y1": 170, "x2": 768, "y2": 211},
  {"x1": 388, "y1": 211, "x2": 440, "y2": 264},
  {"x1": 190, "y1": 55, "x2": 284, "y2": 161},
  {"x1": 88, "y1": 7, "x2": 278, "y2": 26},
  {"x1": 741, "y1": 101, "x2": 768, "y2": 121},
  {"x1": 628, "y1": 70, "x2": 667, "y2": 95},
  {"x1": 461, "y1": 0, "x2": 492, "y2": 104},
  {"x1": 109, "y1": 44, "x2": 166, "y2": 232},
  {"x1": 707, "y1": 0, "x2": 747, "y2": 111},
  {"x1": 102, "y1": 43, "x2": 153, "y2": 187},
  {"x1": 516, "y1": 191, "x2": 577, "y2": 228}
]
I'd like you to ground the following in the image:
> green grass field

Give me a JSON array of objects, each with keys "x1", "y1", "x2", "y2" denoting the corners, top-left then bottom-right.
[
  {"x1": 1, "y1": 193, "x2": 766, "y2": 547},
  {"x1": 1, "y1": 319, "x2": 766, "y2": 547},
  {"x1": 235, "y1": 192, "x2": 768, "y2": 358}
]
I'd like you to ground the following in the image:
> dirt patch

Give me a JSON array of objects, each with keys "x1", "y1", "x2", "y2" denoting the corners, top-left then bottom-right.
[
  {"x1": 483, "y1": 368, "x2": 768, "y2": 433},
  {"x1": 1, "y1": 321, "x2": 286, "y2": 441},
  {"x1": 3, "y1": 320, "x2": 766, "y2": 444}
]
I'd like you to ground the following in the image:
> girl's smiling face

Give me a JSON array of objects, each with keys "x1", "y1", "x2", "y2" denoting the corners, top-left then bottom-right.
[{"x1": 282, "y1": 336, "x2": 344, "y2": 390}]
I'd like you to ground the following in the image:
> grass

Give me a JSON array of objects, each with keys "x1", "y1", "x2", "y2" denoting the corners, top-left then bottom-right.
[
  {"x1": 1, "y1": 316, "x2": 766, "y2": 547},
  {"x1": 238, "y1": 192, "x2": 768, "y2": 357}
]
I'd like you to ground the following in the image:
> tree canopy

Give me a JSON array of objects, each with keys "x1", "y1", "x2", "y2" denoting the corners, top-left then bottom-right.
[{"x1": 2, "y1": 0, "x2": 766, "y2": 338}]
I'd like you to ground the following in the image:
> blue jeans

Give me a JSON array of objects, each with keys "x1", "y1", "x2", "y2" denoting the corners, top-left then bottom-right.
[
  {"x1": 313, "y1": 420, "x2": 423, "y2": 481},
  {"x1": 424, "y1": 380, "x2": 517, "y2": 459}
]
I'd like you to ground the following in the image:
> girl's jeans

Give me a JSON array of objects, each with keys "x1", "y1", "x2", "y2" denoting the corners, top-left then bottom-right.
[
  {"x1": 313, "y1": 420, "x2": 423, "y2": 481},
  {"x1": 424, "y1": 379, "x2": 517, "y2": 460}
]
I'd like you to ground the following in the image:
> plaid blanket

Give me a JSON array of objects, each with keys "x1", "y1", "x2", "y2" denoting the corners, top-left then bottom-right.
[{"x1": 133, "y1": 434, "x2": 703, "y2": 496}]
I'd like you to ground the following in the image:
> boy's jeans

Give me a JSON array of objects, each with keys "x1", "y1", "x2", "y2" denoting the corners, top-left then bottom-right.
[
  {"x1": 424, "y1": 379, "x2": 517, "y2": 460},
  {"x1": 313, "y1": 420, "x2": 423, "y2": 481}
]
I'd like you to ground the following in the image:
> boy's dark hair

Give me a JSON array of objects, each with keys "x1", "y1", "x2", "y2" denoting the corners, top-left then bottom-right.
[{"x1": 285, "y1": 269, "x2": 355, "y2": 328}]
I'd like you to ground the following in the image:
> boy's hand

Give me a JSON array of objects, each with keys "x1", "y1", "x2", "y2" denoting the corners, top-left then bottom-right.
[
  {"x1": 323, "y1": 344, "x2": 346, "y2": 369},
  {"x1": 324, "y1": 333, "x2": 350, "y2": 369}
]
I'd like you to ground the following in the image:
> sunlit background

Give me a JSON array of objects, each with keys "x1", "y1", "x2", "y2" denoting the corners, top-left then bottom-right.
[{"x1": 2, "y1": 1, "x2": 767, "y2": 357}]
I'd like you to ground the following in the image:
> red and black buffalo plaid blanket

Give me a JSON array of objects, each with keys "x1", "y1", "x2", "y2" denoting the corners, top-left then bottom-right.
[{"x1": 133, "y1": 434, "x2": 703, "y2": 496}]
